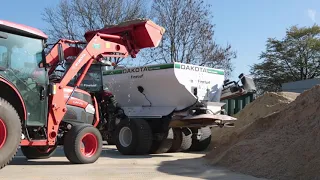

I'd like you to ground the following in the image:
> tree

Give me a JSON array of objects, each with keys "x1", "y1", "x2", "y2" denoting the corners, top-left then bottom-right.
[
  {"x1": 42, "y1": 0, "x2": 149, "y2": 65},
  {"x1": 143, "y1": 0, "x2": 236, "y2": 76},
  {"x1": 42, "y1": 0, "x2": 236, "y2": 75},
  {"x1": 250, "y1": 24, "x2": 320, "y2": 94}
]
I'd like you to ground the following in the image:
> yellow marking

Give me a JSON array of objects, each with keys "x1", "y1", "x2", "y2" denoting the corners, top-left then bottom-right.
[
  {"x1": 106, "y1": 42, "x2": 111, "y2": 48},
  {"x1": 53, "y1": 84, "x2": 56, "y2": 94}
]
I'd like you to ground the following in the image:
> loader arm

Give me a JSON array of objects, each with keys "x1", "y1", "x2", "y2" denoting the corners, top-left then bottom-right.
[
  {"x1": 45, "y1": 19, "x2": 165, "y2": 145},
  {"x1": 59, "y1": 33, "x2": 131, "y2": 87},
  {"x1": 46, "y1": 39, "x2": 84, "y2": 74}
]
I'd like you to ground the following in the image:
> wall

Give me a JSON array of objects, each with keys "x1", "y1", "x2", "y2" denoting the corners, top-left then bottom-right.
[{"x1": 282, "y1": 78, "x2": 320, "y2": 93}]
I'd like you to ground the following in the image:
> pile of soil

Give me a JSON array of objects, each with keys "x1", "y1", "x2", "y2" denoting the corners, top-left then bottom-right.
[
  {"x1": 207, "y1": 85, "x2": 320, "y2": 180},
  {"x1": 209, "y1": 91, "x2": 299, "y2": 155}
]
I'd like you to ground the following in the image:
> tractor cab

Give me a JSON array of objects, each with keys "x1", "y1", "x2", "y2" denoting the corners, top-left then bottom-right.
[
  {"x1": 66, "y1": 60, "x2": 111, "y2": 93},
  {"x1": 0, "y1": 20, "x2": 48, "y2": 127},
  {"x1": 50, "y1": 61, "x2": 105, "y2": 93}
]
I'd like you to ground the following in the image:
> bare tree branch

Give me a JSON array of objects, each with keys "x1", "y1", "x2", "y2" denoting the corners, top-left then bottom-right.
[
  {"x1": 42, "y1": 0, "x2": 149, "y2": 66},
  {"x1": 146, "y1": 0, "x2": 236, "y2": 76}
]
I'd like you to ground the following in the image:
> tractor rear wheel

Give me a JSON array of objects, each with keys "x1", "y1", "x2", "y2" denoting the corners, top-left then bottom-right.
[
  {"x1": 115, "y1": 118, "x2": 152, "y2": 155},
  {"x1": 189, "y1": 127, "x2": 212, "y2": 151},
  {"x1": 21, "y1": 146, "x2": 57, "y2": 159},
  {"x1": 0, "y1": 98, "x2": 21, "y2": 169},
  {"x1": 64, "y1": 124, "x2": 103, "y2": 164}
]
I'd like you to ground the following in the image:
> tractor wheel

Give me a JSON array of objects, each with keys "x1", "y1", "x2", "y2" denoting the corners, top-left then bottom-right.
[
  {"x1": 21, "y1": 146, "x2": 57, "y2": 159},
  {"x1": 149, "y1": 128, "x2": 173, "y2": 154},
  {"x1": 64, "y1": 124, "x2": 103, "y2": 164},
  {"x1": 189, "y1": 127, "x2": 212, "y2": 152},
  {"x1": 168, "y1": 128, "x2": 182, "y2": 152},
  {"x1": 115, "y1": 118, "x2": 152, "y2": 155},
  {"x1": 179, "y1": 128, "x2": 193, "y2": 152},
  {"x1": 0, "y1": 98, "x2": 21, "y2": 169}
]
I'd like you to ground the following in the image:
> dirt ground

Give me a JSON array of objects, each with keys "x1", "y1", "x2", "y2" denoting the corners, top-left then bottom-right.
[{"x1": 1, "y1": 145, "x2": 264, "y2": 180}]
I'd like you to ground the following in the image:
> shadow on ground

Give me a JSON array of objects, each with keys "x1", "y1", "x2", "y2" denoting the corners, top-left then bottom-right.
[
  {"x1": 100, "y1": 146, "x2": 172, "y2": 159},
  {"x1": 156, "y1": 156, "x2": 264, "y2": 180},
  {"x1": 9, "y1": 145, "x2": 172, "y2": 166},
  {"x1": 9, "y1": 159, "x2": 70, "y2": 166}
]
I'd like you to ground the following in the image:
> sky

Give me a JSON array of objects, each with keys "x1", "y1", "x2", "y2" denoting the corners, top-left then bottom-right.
[
  {"x1": 207, "y1": 0, "x2": 320, "y2": 78},
  {"x1": 0, "y1": 0, "x2": 319, "y2": 79}
]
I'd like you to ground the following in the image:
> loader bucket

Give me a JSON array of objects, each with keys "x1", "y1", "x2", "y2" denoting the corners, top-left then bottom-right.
[{"x1": 84, "y1": 19, "x2": 165, "y2": 49}]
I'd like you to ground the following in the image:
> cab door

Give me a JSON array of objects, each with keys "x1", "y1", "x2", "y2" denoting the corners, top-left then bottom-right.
[
  {"x1": 10, "y1": 48, "x2": 48, "y2": 126},
  {"x1": 0, "y1": 31, "x2": 48, "y2": 126}
]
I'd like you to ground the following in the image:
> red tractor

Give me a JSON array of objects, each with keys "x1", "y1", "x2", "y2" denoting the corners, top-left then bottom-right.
[{"x1": 0, "y1": 19, "x2": 164, "y2": 169}]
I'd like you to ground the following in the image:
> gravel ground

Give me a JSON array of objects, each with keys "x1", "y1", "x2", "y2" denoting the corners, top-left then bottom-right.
[{"x1": 0, "y1": 145, "x2": 265, "y2": 180}]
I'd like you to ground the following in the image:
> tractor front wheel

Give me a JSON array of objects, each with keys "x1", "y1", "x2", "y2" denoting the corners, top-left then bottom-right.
[
  {"x1": 0, "y1": 98, "x2": 21, "y2": 169},
  {"x1": 63, "y1": 124, "x2": 103, "y2": 164}
]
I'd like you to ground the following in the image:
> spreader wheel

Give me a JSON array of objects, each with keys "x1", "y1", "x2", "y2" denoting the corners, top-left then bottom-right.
[
  {"x1": 115, "y1": 118, "x2": 152, "y2": 155},
  {"x1": 179, "y1": 128, "x2": 193, "y2": 151},
  {"x1": 63, "y1": 124, "x2": 102, "y2": 164},
  {"x1": 0, "y1": 98, "x2": 22, "y2": 170},
  {"x1": 168, "y1": 128, "x2": 193, "y2": 152},
  {"x1": 189, "y1": 127, "x2": 212, "y2": 151},
  {"x1": 149, "y1": 128, "x2": 173, "y2": 154},
  {"x1": 21, "y1": 146, "x2": 57, "y2": 159},
  {"x1": 168, "y1": 128, "x2": 183, "y2": 152}
]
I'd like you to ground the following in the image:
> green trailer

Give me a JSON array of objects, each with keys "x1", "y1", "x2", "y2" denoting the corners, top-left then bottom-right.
[{"x1": 220, "y1": 73, "x2": 256, "y2": 116}]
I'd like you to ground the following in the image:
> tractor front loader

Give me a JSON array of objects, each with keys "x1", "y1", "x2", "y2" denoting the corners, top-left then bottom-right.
[
  {"x1": 0, "y1": 19, "x2": 164, "y2": 169},
  {"x1": 45, "y1": 38, "x2": 116, "y2": 143}
]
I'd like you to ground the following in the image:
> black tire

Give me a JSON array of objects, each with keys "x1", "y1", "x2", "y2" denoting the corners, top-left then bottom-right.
[
  {"x1": 21, "y1": 146, "x2": 57, "y2": 159},
  {"x1": 64, "y1": 124, "x2": 103, "y2": 164},
  {"x1": 149, "y1": 128, "x2": 173, "y2": 154},
  {"x1": 107, "y1": 131, "x2": 116, "y2": 145},
  {"x1": 115, "y1": 118, "x2": 152, "y2": 155},
  {"x1": 0, "y1": 98, "x2": 21, "y2": 169},
  {"x1": 168, "y1": 128, "x2": 183, "y2": 152},
  {"x1": 107, "y1": 139, "x2": 116, "y2": 145},
  {"x1": 189, "y1": 127, "x2": 212, "y2": 151},
  {"x1": 179, "y1": 128, "x2": 192, "y2": 152},
  {"x1": 100, "y1": 129, "x2": 115, "y2": 145}
]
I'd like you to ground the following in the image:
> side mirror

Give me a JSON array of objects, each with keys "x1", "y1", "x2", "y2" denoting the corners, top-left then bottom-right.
[
  {"x1": 58, "y1": 43, "x2": 64, "y2": 62},
  {"x1": 238, "y1": 73, "x2": 244, "y2": 79}
]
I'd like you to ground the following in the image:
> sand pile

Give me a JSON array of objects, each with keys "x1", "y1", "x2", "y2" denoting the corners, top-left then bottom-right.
[
  {"x1": 207, "y1": 85, "x2": 320, "y2": 180},
  {"x1": 209, "y1": 91, "x2": 299, "y2": 155}
]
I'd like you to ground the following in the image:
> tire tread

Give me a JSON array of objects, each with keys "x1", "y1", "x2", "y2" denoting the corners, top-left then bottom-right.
[
  {"x1": 0, "y1": 97, "x2": 22, "y2": 170},
  {"x1": 189, "y1": 127, "x2": 212, "y2": 151},
  {"x1": 64, "y1": 124, "x2": 102, "y2": 164}
]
